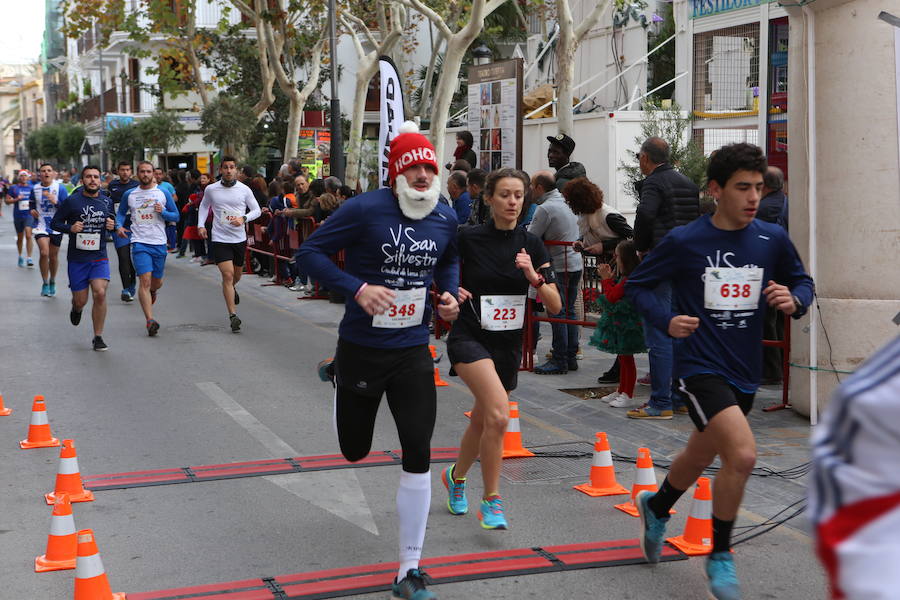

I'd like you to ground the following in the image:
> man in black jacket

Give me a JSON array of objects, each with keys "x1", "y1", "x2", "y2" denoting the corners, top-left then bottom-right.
[
  {"x1": 630, "y1": 137, "x2": 700, "y2": 419},
  {"x1": 757, "y1": 166, "x2": 788, "y2": 384},
  {"x1": 547, "y1": 133, "x2": 587, "y2": 192}
]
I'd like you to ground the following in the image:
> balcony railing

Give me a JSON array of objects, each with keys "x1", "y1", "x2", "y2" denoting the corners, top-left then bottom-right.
[{"x1": 81, "y1": 87, "x2": 120, "y2": 122}]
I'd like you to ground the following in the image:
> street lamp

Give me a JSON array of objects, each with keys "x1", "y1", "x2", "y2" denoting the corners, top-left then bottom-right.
[{"x1": 472, "y1": 43, "x2": 493, "y2": 66}]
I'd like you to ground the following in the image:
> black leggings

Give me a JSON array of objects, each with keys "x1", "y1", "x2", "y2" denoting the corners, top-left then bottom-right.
[
  {"x1": 334, "y1": 340, "x2": 436, "y2": 473},
  {"x1": 116, "y1": 244, "x2": 135, "y2": 290}
]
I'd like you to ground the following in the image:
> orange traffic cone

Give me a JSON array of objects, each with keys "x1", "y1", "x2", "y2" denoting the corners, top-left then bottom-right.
[
  {"x1": 428, "y1": 345, "x2": 449, "y2": 387},
  {"x1": 20, "y1": 395, "x2": 61, "y2": 449},
  {"x1": 35, "y1": 494, "x2": 77, "y2": 572},
  {"x1": 74, "y1": 530, "x2": 126, "y2": 600},
  {"x1": 573, "y1": 432, "x2": 629, "y2": 497},
  {"x1": 614, "y1": 447, "x2": 673, "y2": 517},
  {"x1": 502, "y1": 401, "x2": 535, "y2": 458},
  {"x1": 0, "y1": 394, "x2": 11, "y2": 416},
  {"x1": 46, "y1": 439, "x2": 95, "y2": 505},
  {"x1": 667, "y1": 477, "x2": 713, "y2": 555}
]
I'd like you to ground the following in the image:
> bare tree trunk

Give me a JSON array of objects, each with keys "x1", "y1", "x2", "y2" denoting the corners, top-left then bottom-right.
[
  {"x1": 184, "y1": 16, "x2": 209, "y2": 107},
  {"x1": 345, "y1": 61, "x2": 377, "y2": 189},
  {"x1": 416, "y1": 33, "x2": 444, "y2": 119},
  {"x1": 229, "y1": 0, "x2": 276, "y2": 122}
]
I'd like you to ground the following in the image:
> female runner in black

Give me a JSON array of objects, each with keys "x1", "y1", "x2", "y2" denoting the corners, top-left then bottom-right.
[{"x1": 442, "y1": 168, "x2": 562, "y2": 529}]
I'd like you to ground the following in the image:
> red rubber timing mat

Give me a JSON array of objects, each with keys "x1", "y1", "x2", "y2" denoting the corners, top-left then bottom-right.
[
  {"x1": 126, "y1": 539, "x2": 686, "y2": 600},
  {"x1": 83, "y1": 448, "x2": 460, "y2": 491}
]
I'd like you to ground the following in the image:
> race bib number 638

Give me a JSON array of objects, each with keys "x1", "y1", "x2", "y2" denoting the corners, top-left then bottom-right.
[{"x1": 704, "y1": 267, "x2": 763, "y2": 310}]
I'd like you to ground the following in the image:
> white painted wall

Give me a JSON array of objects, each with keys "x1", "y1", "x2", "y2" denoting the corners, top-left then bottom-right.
[{"x1": 784, "y1": 0, "x2": 900, "y2": 418}]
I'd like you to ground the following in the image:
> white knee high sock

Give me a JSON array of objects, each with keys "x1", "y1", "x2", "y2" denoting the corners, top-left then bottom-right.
[{"x1": 396, "y1": 469, "x2": 431, "y2": 580}]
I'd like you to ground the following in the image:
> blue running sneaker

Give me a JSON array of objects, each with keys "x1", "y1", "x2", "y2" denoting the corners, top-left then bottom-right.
[
  {"x1": 27, "y1": 257, "x2": 34, "y2": 268},
  {"x1": 478, "y1": 495, "x2": 508, "y2": 530},
  {"x1": 317, "y1": 357, "x2": 335, "y2": 384},
  {"x1": 391, "y1": 568, "x2": 435, "y2": 600},
  {"x1": 40, "y1": 283, "x2": 49, "y2": 297},
  {"x1": 636, "y1": 490, "x2": 670, "y2": 564},
  {"x1": 441, "y1": 464, "x2": 468, "y2": 515},
  {"x1": 706, "y1": 552, "x2": 741, "y2": 600},
  {"x1": 17, "y1": 256, "x2": 24, "y2": 267},
  {"x1": 47, "y1": 281, "x2": 56, "y2": 297}
]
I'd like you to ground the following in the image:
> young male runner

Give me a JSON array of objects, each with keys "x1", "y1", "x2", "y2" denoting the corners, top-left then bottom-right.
[
  {"x1": 6, "y1": 170, "x2": 35, "y2": 267},
  {"x1": 116, "y1": 161, "x2": 178, "y2": 336},
  {"x1": 50, "y1": 165, "x2": 116, "y2": 351},
  {"x1": 299, "y1": 122, "x2": 460, "y2": 600},
  {"x1": 626, "y1": 143, "x2": 814, "y2": 600},
  {"x1": 108, "y1": 162, "x2": 140, "y2": 302},
  {"x1": 197, "y1": 156, "x2": 261, "y2": 332},
  {"x1": 154, "y1": 167, "x2": 179, "y2": 251},
  {"x1": 30, "y1": 163, "x2": 68, "y2": 296}
]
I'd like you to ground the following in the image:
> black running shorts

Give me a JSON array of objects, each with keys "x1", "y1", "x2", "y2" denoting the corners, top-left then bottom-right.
[
  {"x1": 211, "y1": 241, "x2": 246, "y2": 266},
  {"x1": 35, "y1": 232, "x2": 63, "y2": 247},
  {"x1": 677, "y1": 373, "x2": 756, "y2": 432},
  {"x1": 446, "y1": 322, "x2": 523, "y2": 391}
]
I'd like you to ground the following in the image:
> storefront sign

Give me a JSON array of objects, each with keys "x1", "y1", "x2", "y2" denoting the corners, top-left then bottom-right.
[
  {"x1": 467, "y1": 58, "x2": 523, "y2": 171},
  {"x1": 690, "y1": 0, "x2": 774, "y2": 19}
]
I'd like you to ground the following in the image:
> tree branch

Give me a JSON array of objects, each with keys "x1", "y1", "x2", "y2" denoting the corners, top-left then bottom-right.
[
  {"x1": 395, "y1": 0, "x2": 452, "y2": 38},
  {"x1": 574, "y1": 0, "x2": 613, "y2": 43},
  {"x1": 344, "y1": 13, "x2": 378, "y2": 51},
  {"x1": 229, "y1": 0, "x2": 256, "y2": 19},
  {"x1": 339, "y1": 13, "x2": 367, "y2": 58}
]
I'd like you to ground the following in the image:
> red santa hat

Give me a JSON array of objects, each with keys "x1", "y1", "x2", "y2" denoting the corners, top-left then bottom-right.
[{"x1": 388, "y1": 121, "x2": 439, "y2": 183}]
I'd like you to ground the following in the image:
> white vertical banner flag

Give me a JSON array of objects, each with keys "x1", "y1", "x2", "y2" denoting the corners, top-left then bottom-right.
[{"x1": 378, "y1": 56, "x2": 405, "y2": 188}]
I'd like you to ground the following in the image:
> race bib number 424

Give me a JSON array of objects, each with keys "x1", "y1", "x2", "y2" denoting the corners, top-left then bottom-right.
[
  {"x1": 372, "y1": 287, "x2": 427, "y2": 329},
  {"x1": 704, "y1": 267, "x2": 763, "y2": 310}
]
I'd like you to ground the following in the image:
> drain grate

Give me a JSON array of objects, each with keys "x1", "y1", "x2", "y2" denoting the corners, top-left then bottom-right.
[{"x1": 501, "y1": 441, "x2": 594, "y2": 483}]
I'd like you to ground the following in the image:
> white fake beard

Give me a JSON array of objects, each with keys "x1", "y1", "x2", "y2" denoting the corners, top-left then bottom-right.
[{"x1": 395, "y1": 174, "x2": 441, "y2": 220}]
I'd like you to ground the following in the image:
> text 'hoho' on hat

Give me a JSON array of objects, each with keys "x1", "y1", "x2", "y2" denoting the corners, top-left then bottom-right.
[
  {"x1": 388, "y1": 121, "x2": 439, "y2": 183},
  {"x1": 547, "y1": 133, "x2": 576, "y2": 156}
]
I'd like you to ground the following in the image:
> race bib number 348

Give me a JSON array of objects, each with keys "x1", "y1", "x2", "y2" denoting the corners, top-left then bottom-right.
[
  {"x1": 372, "y1": 287, "x2": 427, "y2": 329},
  {"x1": 704, "y1": 267, "x2": 763, "y2": 310}
]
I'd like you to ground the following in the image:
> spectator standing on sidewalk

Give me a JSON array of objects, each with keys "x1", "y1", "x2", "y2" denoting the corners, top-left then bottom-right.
[
  {"x1": 528, "y1": 170, "x2": 583, "y2": 374},
  {"x1": 757, "y1": 166, "x2": 789, "y2": 385},
  {"x1": 629, "y1": 137, "x2": 700, "y2": 419},
  {"x1": 546, "y1": 133, "x2": 586, "y2": 192}
]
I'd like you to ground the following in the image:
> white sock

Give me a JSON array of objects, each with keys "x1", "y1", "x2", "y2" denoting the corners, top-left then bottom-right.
[{"x1": 396, "y1": 469, "x2": 431, "y2": 581}]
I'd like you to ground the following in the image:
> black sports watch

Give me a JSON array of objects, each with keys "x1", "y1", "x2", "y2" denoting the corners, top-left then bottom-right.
[{"x1": 791, "y1": 295, "x2": 803, "y2": 314}]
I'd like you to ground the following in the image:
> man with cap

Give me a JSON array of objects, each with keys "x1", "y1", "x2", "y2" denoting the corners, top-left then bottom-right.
[
  {"x1": 547, "y1": 133, "x2": 586, "y2": 192},
  {"x1": 298, "y1": 121, "x2": 460, "y2": 600}
]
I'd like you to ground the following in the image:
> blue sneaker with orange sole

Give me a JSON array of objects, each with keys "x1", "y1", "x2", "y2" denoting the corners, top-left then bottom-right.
[
  {"x1": 441, "y1": 464, "x2": 468, "y2": 515},
  {"x1": 478, "y1": 494, "x2": 508, "y2": 530}
]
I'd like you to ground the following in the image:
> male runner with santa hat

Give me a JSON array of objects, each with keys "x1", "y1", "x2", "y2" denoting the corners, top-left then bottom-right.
[{"x1": 299, "y1": 121, "x2": 459, "y2": 600}]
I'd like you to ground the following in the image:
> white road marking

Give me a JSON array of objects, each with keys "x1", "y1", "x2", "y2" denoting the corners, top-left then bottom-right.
[{"x1": 196, "y1": 381, "x2": 378, "y2": 535}]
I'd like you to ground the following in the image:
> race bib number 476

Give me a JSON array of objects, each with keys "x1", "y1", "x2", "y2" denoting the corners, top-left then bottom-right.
[
  {"x1": 704, "y1": 267, "x2": 763, "y2": 310},
  {"x1": 372, "y1": 287, "x2": 427, "y2": 329}
]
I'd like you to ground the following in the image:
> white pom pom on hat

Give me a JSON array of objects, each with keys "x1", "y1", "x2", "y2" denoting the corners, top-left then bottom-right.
[{"x1": 397, "y1": 120, "x2": 420, "y2": 135}]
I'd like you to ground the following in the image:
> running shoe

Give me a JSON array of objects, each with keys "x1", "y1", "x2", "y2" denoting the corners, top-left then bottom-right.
[
  {"x1": 600, "y1": 391, "x2": 622, "y2": 403},
  {"x1": 120, "y1": 291, "x2": 132, "y2": 303},
  {"x1": 17, "y1": 256, "x2": 24, "y2": 267},
  {"x1": 150, "y1": 289, "x2": 157, "y2": 304},
  {"x1": 92, "y1": 336, "x2": 108, "y2": 352},
  {"x1": 478, "y1": 495, "x2": 508, "y2": 530},
  {"x1": 47, "y1": 281, "x2": 56, "y2": 297},
  {"x1": 706, "y1": 552, "x2": 741, "y2": 600},
  {"x1": 441, "y1": 464, "x2": 468, "y2": 515},
  {"x1": 391, "y1": 568, "x2": 435, "y2": 600},
  {"x1": 70, "y1": 309, "x2": 82, "y2": 326},
  {"x1": 534, "y1": 360, "x2": 567, "y2": 375},
  {"x1": 627, "y1": 404, "x2": 673, "y2": 420},
  {"x1": 233, "y1": 288, "x2": 240, "y2": 305},
  {"x1": 636, "y1": 490, "x2": 669, "y2": 564},
  {"x1": 230, "y1": 313, "x2": 241, "y2": 333},
  {"x1": 27, "y1": 257, "x2": 34, "y2": 268},
  {"x1": 609, "y1": 393, "x2": 641, "y2": 408},
  {"x1": 316, "y1": 357, "x2": 335, "y2": 383},
  {"x1": 597, "y1": 366, "x2": 620, "y2": 384},
  {"x1": 40, "y1": 283, "x2": 49, "y2": 297},
  {"x1": 147, "y1": 319, "x2": 160, "y2": 337}
]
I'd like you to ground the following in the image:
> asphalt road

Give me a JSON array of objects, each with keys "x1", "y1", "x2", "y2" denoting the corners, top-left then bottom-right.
[{"x1": 0, "y1": 211, "x2": 827, "y2": 599}]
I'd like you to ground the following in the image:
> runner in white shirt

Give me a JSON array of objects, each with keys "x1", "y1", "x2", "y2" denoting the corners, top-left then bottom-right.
[
  {"x1": 115, "y1": 161, "x2": 179, "y2": 337},
  {"x1": 29, "y1": 163, "x2": 68, "y2": 297},
  {"x1": 197, "y1": 156, "x2": 261, "y2": 332}
]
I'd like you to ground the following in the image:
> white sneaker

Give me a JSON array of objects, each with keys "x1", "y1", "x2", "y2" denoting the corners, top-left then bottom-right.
[
  {"x1": 609, "y1": 393, "x2": 639, "y2": 408},
  {"x1": 600, "y1": 391, "x2": 622, "y2": 403}
]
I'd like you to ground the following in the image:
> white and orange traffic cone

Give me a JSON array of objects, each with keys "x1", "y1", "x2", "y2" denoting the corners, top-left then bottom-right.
[
  {"x1": 74, "y1": 530, "x2": 126, "y2": 600},
  {"x1": 573, "y1": 432, "x2": 629, "y2": 497},
  {"x1": 35, "y1": 494, "x2": 77, "y2": 572},
  {"x1": 614, "y1": 447, "x2": 674, "y2": 517},
  {"x1": 46, "y1": 439, "x2": 95, "y2": 505},
  {"x1": 428, "y1": 345, "x2": 449, "y2": 387},
  {"x1": 667, "y1": 477, "x2": 713, "y2": 555},
  {"x1": 20, "y1": 395, "x2": 61, "y2": 449},
  {"x1": 0, "y1": 393, "x2": 11, "y2": 416},
  {"x1": 502, "y1": 401, "x2": 535, "y2": 458}
]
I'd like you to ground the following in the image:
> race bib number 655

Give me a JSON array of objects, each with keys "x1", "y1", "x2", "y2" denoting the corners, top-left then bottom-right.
[
  {"x1": 135, "y1": 205, "x2": 157, "y2": 221},
  {"x1": 372, "y1": 287, "x2": 427, "y2": 329},
  {"x1": 704, "y1": 267, "x2": 763, "y2": 310}
]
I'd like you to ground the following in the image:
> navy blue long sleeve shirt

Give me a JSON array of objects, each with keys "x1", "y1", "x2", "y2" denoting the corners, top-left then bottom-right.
[
  {"x1": 298, "y1": 188, "x2": 459, "y2": 349},
  {"x1": 50, "y1": 189, "x2": 115, "y2": 263},
  {"x1": 625, "y1": 215, "x2": 814, "y2": 392}
]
